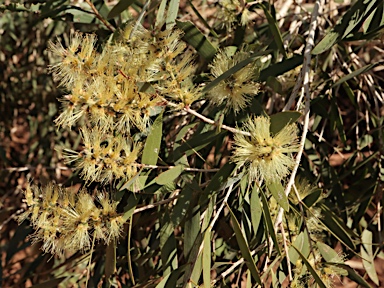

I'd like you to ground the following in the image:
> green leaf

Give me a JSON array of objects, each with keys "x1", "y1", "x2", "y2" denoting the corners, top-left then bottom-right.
[
  {"x1": 317, "y1": 242, "x2": 342, "y2": 263},
  {"x1": 142, "y1": 111, "x2": 163, "y2": 165},
  {"x1": 291, "y1": 245, "x2": 327, "y2": 288},
  {"x1": 288, "y1": 232, "x2": 310, "y2": 265},
  {"x1": 259, "y1": 54, "x2": 304, "y2": 81},
  {"x1": 250, "y1": 186, "x2": 262, "y2": 235},
  {"x1": 107, "y1": 0, "x2": 134, "y2": 19},
  {"x1": 330, "y1": 97, "x2": 346, "y2": 144},
  {"x1": 170, "y1": 182, "x2": 195, "y2": 226},
  {"x1": 186, "y1": 0, "x2": 218, "y2": 38},
  {"x1": 332, "y1": 62, "x2": 383, "y2": 87},
  {"x1": 176, "y1": 20, "x2": 217, "y2": 61},
  {"x1": 203, "y1": 231, "x2": 211, "y2": 287},
  {"x1": 270, "y1": 111, "x2": 301, "y2": 135},
  {"x1": 171, "y1": 129, "x2": 224, "y2": 162},
  {"x1": 317, "y1": 242, "x2": 348, "y2": 276},
  {"x1": 361, "y1": 229, "x2": 379, "y2": 285},
  {"x1": 122, "y1": 194, "x2": 139, "y2": 222},
  {"x1": 363, "y1": 3, "x2": 384, "y2": 33},
  {"x1": 267, "y1": 180, "x2": 289, "y2": 211},
  {"x1": 198, "y1": 162, "x2": 236, "y2": 205},
  {"x1": 266, "y1": 76, "x2": 283, "y2": 94},
  {"x1": 259, "y1": 190, "x2": 281, "y2": 255},
  {"x1": 160, "y1": 220, "x2": 178, "y2": 274},
  {"x1": 156, "y1": 165, "x2": 183, "y2": 185},
  {"x1": 319, "y1": 204, "x2": 356, "y2": 250},
  {"x1": 227, "y1": 205, "x2": 262, "y2": 285},
  {"x1": 155, "y1": 267, "x2": 184, "y2": 288},
  {"x1": 184, "y1": 206, "x2": 200, "y2": 258},
  {"x1": 302, "y1": 189, "x2": 322, "y2": 208},
  {"x1": 326, "y1": 263, "x2": 371, "y2": 288},
  {"x1": 312, "y1": 0, "x2": 381, "y2": 54},
  {"x1": 155, "y1": 0, "x2": 168, "y2": 28},
  {"x1": 166, "y1": 0, "x2": 180, "y2": 28},
  {"x1": 259, "y1": 4, "x2": 287, "y2": 58},
  {"x1": 203, "y1": 49, "x2": 272, "y2": 93}
]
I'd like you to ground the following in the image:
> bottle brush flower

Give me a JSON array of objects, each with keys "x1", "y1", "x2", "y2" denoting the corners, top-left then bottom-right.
[
  {"x1": 18, "y1": 183, "x2": 125, "y2": 256},
  {"x1": 232, "y1": 116, "x2": 299, "y2": 182}
]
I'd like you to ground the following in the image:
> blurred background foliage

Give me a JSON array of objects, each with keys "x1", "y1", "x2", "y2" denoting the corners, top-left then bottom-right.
[{"x1": 1, "y1": 0, "x2": 384, "y2": 287}]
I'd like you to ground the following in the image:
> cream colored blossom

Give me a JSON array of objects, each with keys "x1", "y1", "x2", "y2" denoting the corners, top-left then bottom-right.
[
  {"x1": 18, "y1": 184, "x2": 125, "y2": 256},
  {"x1": 232, "y1": 116, "x2": 299, "y2": 182},
  {"x1": 63, "y1": 128, "x2": 141, "y2": 184},
  {"x1": 208, "y1": 48, "x2": 260, "y2": 113}
]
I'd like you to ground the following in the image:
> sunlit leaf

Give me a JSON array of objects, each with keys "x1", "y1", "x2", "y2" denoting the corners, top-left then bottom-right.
[{"x1": 227, "y1": 205, "x2": 262, "y2": 284}]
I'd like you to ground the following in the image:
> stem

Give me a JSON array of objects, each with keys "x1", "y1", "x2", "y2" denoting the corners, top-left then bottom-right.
[
  {"x1": 133, "y1": 191, "x2": 180, "y2": 214},
  {"x1": 137, "y1": 163, "x2": 219, "y2": 172},
  {"x1": 273, "y1": 0, "x2": 320, "y2": 231},
  {"x1": 183, "y1": 106, "x2": 251, "y2": 136},
  {"x1": 85, "y1": 0, "x2": 115, "y2": 32}
]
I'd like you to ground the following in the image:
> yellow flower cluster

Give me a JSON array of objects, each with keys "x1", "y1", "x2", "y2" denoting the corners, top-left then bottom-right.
[
  {"x1": 232, "y1": 116, "x2": 299, "y2": 182},
  {"x1": 64, "y1": 128, "x2": 141, "y2": 184},
  {"x1": 49, "y1": 25, "x2": 199, "y2": 134},
  {"x1": 216, "y1": 0, "x2": 252, "y2": 29},
  {"x1": 208, "y1": 48, "x2": 260, "y2": 113},
  {"x1": 48, "y1": 25, "x2": 201, "y2": 186},
  {"x1": 19, "y1": 183, "x2": 124, "y2": 256}
]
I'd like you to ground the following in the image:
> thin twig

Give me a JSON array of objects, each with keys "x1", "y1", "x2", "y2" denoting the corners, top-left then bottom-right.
[
  {"x1": 280, "y1": 222, "x2": 292, "y2": 281},
  {"x1": 274, "y1": 0, "x2": 320, "y2": 231},
  {"x1": 137, "y1": 164, "x2": 219, "y2": 172},
  {"x1": 183, "y1": 106, "x2": 251, "y2": 136},
  {"x1": 3, "y1": 166, "x2": 70, "y2": 172},
  {"x1": 187, "y1": 182, "x2": 236, "y2": 285},
  {"x1": 133, "y1": 192, "x2": 180, "y2": 214},
  {"x1": 85, "y1": 0, "x2": 115, "y2": 32},
  {"x1": 212, "y1": 244, "x2": 266, "y2": 285}
]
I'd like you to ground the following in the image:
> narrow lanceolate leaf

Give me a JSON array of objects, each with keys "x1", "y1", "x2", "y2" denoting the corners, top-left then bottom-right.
[
  {"x1": 250, "y1": 186, "x2": 262, "y2": 235},
  {"x1": 288, "y1": 232, "x2": 310, "y2": 265},
  {"x1": 259, "y1": 190, "x2": 281, "y2": 255},
  {"x1": 327, "y1": 263, "x2": 371, "y2": 288},
  {"x1": 259, "y1": 3, "x2": 287, "y2": 58},
  {"x1": 319, "y1": 204, "x2": 356, "y2": 250},
  {"x1": 267, "y1": 180, "x2": 289, "y2": 211},
  {"x1": 142, "y1": 112, "x2": 163, "y2": 165},
  {"x1": 203, "y1": 49, "x2": 271, "y2": 93},
  {"x1": 198, "y1": 162, "x2": 236, "y2": 205},
  {"x1": 166, "y1": 0, "x2": 180, "y2": 28},
  {"x1": 269, "y1": 111, "x2": 301, "y2": 135},
  {"x1": 107, "y1": 0, "x2": 135, "y2": 19},
  {"x1": 176, "y1": 20, "x2": 217, "y2": 61},
  {"x1": 317, "y1": 242, "x2": 348, "y2": 276},
  {"x1": 259, "y1": 54, "x2": 304, "y2": 81},
  {"x1": 155, "y1": 165, "x2": 183, "y2": 185},
  {"x1": 155, "y1": 0, "x2": 168, "y2": 28},
  {"x1": 332, "y1": 62, "x2": 383, "y2": 87},
  {"x1": 361, "y1": 229, "x2": 379, "y2": 285},
  {"x1": 317, "y1": 242, "x2": 342, "y2": 263},
  {"x1": 203, "y1": 231, "x2": 211, "y2": 287},
  {"x1": 291, "y1": 245, "x2": 327, "y2": 288},
  {"x1": 312, "y1": 0, "x2": 381, "y2": 54},
  {"x1": 227, "y1": 204, "x2": 262, "y2": 284}
]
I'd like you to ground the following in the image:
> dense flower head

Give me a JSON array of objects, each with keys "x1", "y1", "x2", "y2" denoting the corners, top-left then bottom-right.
[
  {"x1": 216, "y1": 0, "x2": 252, "y2": 29},
  {"x1": 232, "y1": 116, "x2": 299, "y2": 182},
  {"x1": 49, "y1": 25, "x2": 200, "y2": 133},
  {"x1": 18, "y1": 183, "x2": 125, "y2": 256},
  {"x1": 63, "y1": 128, "x2": 141, "y2": 184},
  {"x1": 208, "y1": 48, "x2": 260, "y2": 113}
]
